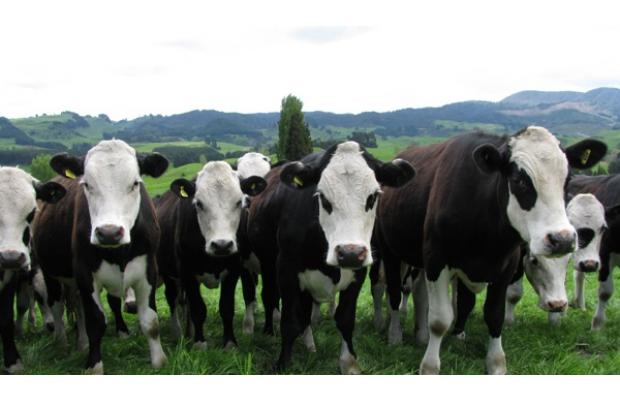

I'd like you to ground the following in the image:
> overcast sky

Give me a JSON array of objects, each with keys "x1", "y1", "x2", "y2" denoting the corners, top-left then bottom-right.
[{"x1": 1, "y1": 0, "x2": 619, "y2": 120}]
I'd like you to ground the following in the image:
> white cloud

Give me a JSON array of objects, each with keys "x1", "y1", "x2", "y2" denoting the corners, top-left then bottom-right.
[{"x1": 0, "y1": 0, "x2": 619, "y2": 120}]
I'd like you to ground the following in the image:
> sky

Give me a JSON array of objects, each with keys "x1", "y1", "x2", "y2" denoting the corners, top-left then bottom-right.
[{"x1": 1, "y1": 0, "x2": 620, "y2": 121}]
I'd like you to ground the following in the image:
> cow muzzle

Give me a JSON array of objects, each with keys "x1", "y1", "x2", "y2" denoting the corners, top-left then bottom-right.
[
  {"x1": 577, "y1": 260, "x2": 599, "y2": 273},
  {"x1": 544, "y1": 230, "x2": 576, "y2": 256},
  {"x1": 335, "y1": 244, "x2": 368, "y2": 269},
  {"x1": 0, "y1": 250, "x2": 29, "y2": 271},
  {"x1": 94, "y1": 224, "x2": 126, "y2": 248},
  {"x1": 207, "y1": 239, "x2": 237, "y2": 257}
]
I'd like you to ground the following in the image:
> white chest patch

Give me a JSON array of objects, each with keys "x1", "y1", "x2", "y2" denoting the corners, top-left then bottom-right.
[
  {"x1": 196, "y1": 270, "x2": 228, "y2": 289},
  {"x1": 93, "y1": 255, "x2": 148, "y2": 297},
  {"x1": 298, "y1": 268, "x2": 355, "y2": 303},
  {"x1": 452, "y1": 268, "x2": 488, "y2": 293}
]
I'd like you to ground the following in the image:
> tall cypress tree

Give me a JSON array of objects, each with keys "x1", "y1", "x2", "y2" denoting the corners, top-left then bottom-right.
[{"x1": 277, "y1": 94, "x2": 312, "y2": 161}]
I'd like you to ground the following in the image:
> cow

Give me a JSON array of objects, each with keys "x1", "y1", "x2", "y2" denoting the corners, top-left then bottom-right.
[
  {"x1": 375, "y1": 127, "x2": 606, "y2": 374},
  {"x1": 0, "y1": 166, "x2": 65, "y2": 373},
  {"x1": 156, "y1": 161, "x2": 266, "y2": 348},
  {"x1": 14, "y1": 266, "x2": 54, "y2": 336},
  {"x1": 247, "y1": 141, "x2": 415, "y2": 373},
  {"x1": 503, "y1": 194, "x2": 619, "y2": 326},
  {"x1": 33, "y1": 139, "x2": 169, "y2": 374},
  {"x1": 567, "y1": 174, "x2": 620, "y2": 330}
]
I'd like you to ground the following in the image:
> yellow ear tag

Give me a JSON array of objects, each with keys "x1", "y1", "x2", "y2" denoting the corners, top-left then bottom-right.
[
  {"x1": 581, "y1": 148, "x2": 591, "y2": 166},
  {"x1": 251, "y1": 183, "x2": 256, "y2": 191},
  {"x1": 293, "y1": 176, "x2": 303, "y2": 187},
  {"x1": 65, "y1": 169, "x2": 76, "y2": 180},
  {"x1": 179, "y1": 186, "x2": 189, "y2": 198}
]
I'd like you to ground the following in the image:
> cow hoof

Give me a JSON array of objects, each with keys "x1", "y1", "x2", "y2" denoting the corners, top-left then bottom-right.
[
  {"x1": 124, "y1": 301, "x2": 138, "y2": 314},
  {"x1": 273, "y1": 309, "x2": 281, "y2": 324},
  {"x1": 373, "y1": 314, "x2": 385, "y2": 332},
  {"x1": 339, "y1": 355, "x2": 361, "y2": 375},
  {"x1": 504, "y1": 316, "x2": 515, "y2": 326},
  {"x1": 454, "y1": 331, "x2": 466, "y2": 341},
  {"x1": 118, "y1": 330, "x2": 130, "y2": 339},
  {"x1": 486, "y1": 356, "x2": 507, "y2": 375},
  {"x1": 224, "y1": 341, "x2": 237, "y2": 351},
  {"x1": 85, "y1": 361, "x2": 104, "y2": 375},
  {"x1": 6, "y1": 360, "x2": 24, "y2": 374},
  {"x1": 388, "y1": 329, "x2": 403, "y2": 345},
  {"x1": 193, "y1": 341, "x2": 208, "y2": 351},
  {"x1": 77, "y1": 338, "x2": 89, "y2": 352},
  {"x1": 151, "y1": 353, "x2": 168, "y2": 370},
  {"x1": 591, "y1": 317, "x2": 605, "y2": 331},
  {"x1": 419, "y1": 360, "x2": 440, "y2": 375},
  {"x1": 242, "y1": 315, "x2": 254, "y2": 336}
]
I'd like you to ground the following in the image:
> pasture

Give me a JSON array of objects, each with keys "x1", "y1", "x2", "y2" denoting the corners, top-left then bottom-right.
[{"x1": 8, "y1": 265, "x2": 620, "y2": 374}]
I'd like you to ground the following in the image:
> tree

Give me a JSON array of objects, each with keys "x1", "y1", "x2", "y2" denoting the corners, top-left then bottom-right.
[
  {"x1": 30, "y1": 154, "x2": 56, "y2": 182},
  {"x1": 277, "y1": 95, "x2": 312, "y2": 161}
]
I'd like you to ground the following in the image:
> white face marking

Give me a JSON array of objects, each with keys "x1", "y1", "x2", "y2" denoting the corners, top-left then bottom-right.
[
  {"x1": 567, "y1": 194, "x2": 606, "y2": 271},
  {"x1": 524, "y1": 253, "x2": 568, "y2": 311},
  {"x1": 0, "y1": 167, "x2": 38, "y2": 271},
  {"x1": 237, "y1": 152, "x2": 271, "y2": 180},
  {"x1": 298, "y1": 269, "x2": 355, "y2": 303},
  {"x1": 193, "y1": 161, "x2": 245, "y2": 256},
  {"x1": 81, "y1": 140, "x2": 142, "y2": 247},
  {"x1": 506, "y1": 127, "x2": 575, "y2": 257},
  {"x1": 316, "y1": 141, "x2": 380, "y2": 267}
]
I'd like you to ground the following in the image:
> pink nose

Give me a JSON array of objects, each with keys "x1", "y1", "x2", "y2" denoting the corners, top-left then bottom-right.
[
  {"x1": 95, "y1": 225, "x2": 125, "y2": 245},
  {"x1": 335, "y1": 244, "x2": 368, "y2": 269},
  {"x1": 547, "y1": 299, "x2": 567, "y2": 312}
]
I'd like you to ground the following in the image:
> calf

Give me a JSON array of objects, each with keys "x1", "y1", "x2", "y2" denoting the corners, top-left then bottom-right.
[
  {"x1": 568, "y1": 174, "x2": 620, "y2": 330},
  {"x1": 248, "y1": 141, "x2": 415, "y2": 373},
  {"x1": 376, "y1": 127, "x2": 605, "y2": 374},
  {"x1": 35, "y1": 139, "x2": 169, "y2": 374},
  {"x1": 157, "y1": 161, "x2": 266, "y2": 348},
  {"x1": 0, "y1": 167, "x2": 65, "y2": 373}
]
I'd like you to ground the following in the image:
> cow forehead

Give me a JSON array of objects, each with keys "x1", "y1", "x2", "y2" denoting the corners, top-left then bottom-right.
[
  {"x1": 237, "y1": 152, "x2": 270, "y2": 179},
  {"x1": 85, "y1": 140, "x2": 139, "y2": 179},
  {"x1": 0, "y1": 167, "x2": 36, "y2": 215},
  {"x1": 318, "y1": 141, "x2": 378, "y2": 199},
  {"x1": 195, "y1": 161, "x2": 242, "y2": 199},
  {"x1": 508, "y1": 127, "x2": 567, "y2": 183},
  {"x1": 567, "y1": 194, "x2": 606, "y2": 227}
]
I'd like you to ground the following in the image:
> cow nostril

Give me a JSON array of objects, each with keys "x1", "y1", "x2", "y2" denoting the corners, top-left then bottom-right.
[
  {"x1": 0, "y1": 251, "x2": 27, "y2": 269},
  {"x1": 546, "y1": 230, "x2": 575, "y2": 255},
  {"x1": 547, "y1": 300, "x2": 567, "y2": 312},
  {"x1": 335, "y1": 244, "x2": 368, "y2": 268},
  {"x1": 210, "y1": 240, "x2": 234, "y2": 254},
  {"x1": 95, "y1": 225, "x2": 124, "y2": 245}
]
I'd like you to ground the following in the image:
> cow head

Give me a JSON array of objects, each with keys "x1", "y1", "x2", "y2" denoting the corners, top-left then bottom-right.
[
  {"x1": 281, "y1": 141, "x2": 415, "y2": 269},
  {"x1": 473, "y1": 126, "x2": 606, "y2": 257},
  {"x1": 236, "y1": 152, "x2": 271, "y2": 180},
  {"x1": 523, "y1": 251, "x2": 568, "y2": 313},
  {"x1": 0, "y1": 167, "x2": 65, "y2": 272},
  {"x1": 50, "y1": 140, "x2": 168, "y2": 248},
  {"x1": 171, "y1": 161, "x2": 266, "y2": 257}
]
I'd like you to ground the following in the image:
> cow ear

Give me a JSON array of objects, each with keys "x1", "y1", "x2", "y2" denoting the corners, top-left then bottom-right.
[
  {"x1": 138, "y1": 153, "x2": 169, "y2": 177},
  {"x1": 375, "y1": 159, "x2": 415, "y2": 187},
  {"x1": 240, "y1": 176, "x2": 267, "y2": 196},
  {"x1": 473, "y1": 144, "x2": 504, "y2": 174},
  {"x1": 281, "y1": 161, "x2": 319, "y2": 189},
  {"x1": 33, "y1": 181, "x2": 67, "y2": 204},
  {"x1": 170, "y1": 179, "x2": 196, "y2": 199},
  {"x1": 565, "y1": 139, "x2": 607, "y2": 169},
  {"x1": 50, "y1": 153, "x2": 84, "y2": 179},
  {"x1": 605, "y1": 203, "x2": 620, "y2": 226}
]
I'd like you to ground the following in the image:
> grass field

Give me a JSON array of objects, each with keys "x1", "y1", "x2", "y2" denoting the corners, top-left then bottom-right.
[{"x1": 7, "y1": 263, "x2": 620, "y2": 374}]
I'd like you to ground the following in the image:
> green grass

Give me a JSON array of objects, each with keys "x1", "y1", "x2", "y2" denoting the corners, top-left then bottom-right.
[
  {"x1": 142, "y1": 163, "x2": 204, "y2": 196},
  {"x1": 7, "y1": 264, "x2": 620, "y2": 374}
]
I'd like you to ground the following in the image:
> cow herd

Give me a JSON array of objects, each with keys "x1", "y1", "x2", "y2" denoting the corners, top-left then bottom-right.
[{"x1": 0, "y1": 125, "x2": 618, "y2": 375}]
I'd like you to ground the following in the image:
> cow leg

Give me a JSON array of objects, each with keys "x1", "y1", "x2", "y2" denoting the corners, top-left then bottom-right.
[
  {"x1": 335, "y1": 268, "x2": 366, "y2": 375},
  {"x1": 132, "y1": 258, "x2": 167, "y2": 370},
  {"x1": 74, "y1": 292, "x2": 89, "y2": 352},
  {"x1": 412, "y1": 270, "x2": 429, "y2": 345},
  {"x1": 571, "y1": 269, "x2": 586, "y2": 310},
  {"x1": 107, "y1": 294, "x2": 130, "y2": 338},
  {"x1": 275, "y1": 259, "x2": 303, "y2": 371},
  {"x1": 311, "y1": 301, "x2": 321, "y2": 324},
  {"x1": 483, "y1": 282, "x2": 508, "y2": 375},
  {"x1": 15, "y1": 279, "x2": 30, "y2": 337},
  {"x1": 46, "y1": 275, "x2": 67, "y2": 346},
  {"x1": 592, "y1": 255, "x2": 615, "y2": 331},
  {"x1": 124, "y1": 287, "x2": 137, "y2": 314},
  {"x1": 1, "y1": 278, "x2": 23, "y2": 374},
  {"x1": 504, "y1": 277, "x2": 523, "y2": 325},
  {"x1": 220, "y1": 266, "x2": 240, "y2": 349},
  {"x1": 240, "y1": 268, "x2": 257, "y2": 335},
  {"x1": 300, "y1": 292, "x2": 316, "y2": 353},
  {"x1": 259, "y1": 254, "x2": 279, "y2": 335},
  {"x1": 163, "y1": 276, "x2": 181, "y2": 340},
  {"x1": 32, "y1": 270, "x2": 54, "y2": 332},
  {"x1": 184, "y1": 276, "x2": 207, "y2": 349},
  {"x1": 80, "y1": 280, "x2": 106, "y2": 374},
  {"x1": 420, "y1": 266, "x2": 452, "y2": 375},
  {"x1": 369, "y1": 259, "x2": 386, "y2": 331},
  {"x1": 384, "y1": 256, "x2": 403, "y2": 345},
  {"x1": 452, "y1": 279, "x2": 476, "y2": 340}
]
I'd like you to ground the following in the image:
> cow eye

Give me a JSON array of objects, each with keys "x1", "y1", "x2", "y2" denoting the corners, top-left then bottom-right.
[
  {"x1": 82, "y1": 182, "x2": 90, "y2": 191},
  {"x1": 366, "y1": 191, "x2": 380, "y2": 212},
  {"x1": 318, "y1": 192, "x2": 333, "y2": 214},
  {"x1": 577, "y1": 228, "x2": 595, "y2": 249},
  {"x1": 195, "y1": 201, "x2": 204, "y2": 211},
  {"x1": 236, "y1": 199, "x2": 242, "y2": 208},
  {"x1": 26, "y1": 208, "x2": 36, "y2": 223},
  {"x1": 132, "y1": 180, "x2": 140, "y2": 190}
]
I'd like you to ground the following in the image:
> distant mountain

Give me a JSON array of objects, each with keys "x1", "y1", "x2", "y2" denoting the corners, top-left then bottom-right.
[{"x1": 4, "y1": 87, "x2": 620, "y2": 150}]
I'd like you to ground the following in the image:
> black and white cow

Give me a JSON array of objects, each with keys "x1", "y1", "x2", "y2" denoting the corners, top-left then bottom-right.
[
  {"x1": 376, "y1": 127, "x2": 606, "y2": 374},
  {"x1": 567, "y1": 174, "x2": 620, "y2": 330},
  {"x1": 156, "y1": 161, "x2": 266, "y2": 348},
  {"x1": 0, "y1": 167, "x2": 65, "y2": 373},
  {"x1": 247, "y1": 141, "x2": 415, "y2": 373},
  {"x1": 504, "y1": 194, "x2": 619, "y2": 325},
  {"x1": 34, "y1": 140, "x2": 169, "y2": 374}
]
